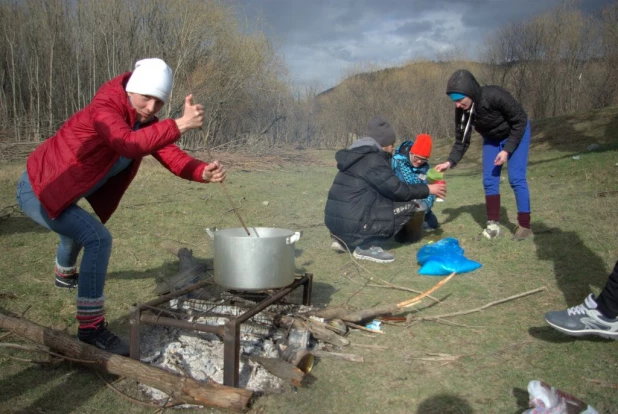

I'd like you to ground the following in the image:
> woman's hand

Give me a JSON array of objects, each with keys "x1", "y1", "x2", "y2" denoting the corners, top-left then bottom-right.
[
  {"x1": 427, "y1": 182, "x2": 447, "y2": 199},
  {"x1": 434, "y1": 161, "x2": 452, "y2": 173},
  {"x1": 202, "y1": 160, "x2": 226, "y2": 183},
  {"x1": 494, "y1": 150, "x2": 509, "y2": 166},
  {"x1": 175, "y1": 94, "x2": 204, "y2": 134}
]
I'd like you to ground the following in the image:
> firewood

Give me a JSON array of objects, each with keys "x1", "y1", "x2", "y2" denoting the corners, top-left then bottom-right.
[
  {"x1": 277, "y1": 316, "x2": 350, "y2": 347},
  {"x1": 0, "y1": 313, "x2": 252, "y2": 411},
  {"x1": 249, "y1": 356, "x2": 305, "y2": 387}
]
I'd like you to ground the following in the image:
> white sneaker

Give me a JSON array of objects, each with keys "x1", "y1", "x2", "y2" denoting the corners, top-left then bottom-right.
[
  {"x1": 330, "y1": 239, "x2": 346, "y2": 253},
  {"x1": 481, "y1": 221, "x2": 502, "y2": 239},
  {"x1": 544, "y1": 294, "x2": 618, "y2": 340}
]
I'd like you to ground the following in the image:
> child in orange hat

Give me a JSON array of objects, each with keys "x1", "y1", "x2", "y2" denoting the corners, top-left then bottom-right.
[{"x1": 391, "y1": 134, "x2": 439, "y2": 230}]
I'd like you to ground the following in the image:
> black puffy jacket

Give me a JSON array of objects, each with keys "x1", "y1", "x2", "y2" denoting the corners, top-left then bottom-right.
[
  {"x1": 324, "y1": 138, "x2": 429, "y2": 247},
  {"x1": 445, "y1": 69, "x2": 528, "y2": 167}
]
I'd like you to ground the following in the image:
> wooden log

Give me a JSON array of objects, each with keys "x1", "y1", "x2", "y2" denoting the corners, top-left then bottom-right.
[
  {"x1": 0, "y1": 313, "x2": 252, "y2": 411},
  {"x1": 249, "y1": 356, "x2": 305, "y2": 387},
  {"x1": 278, "y1": 316, "x2": 349, "y2": 347}
]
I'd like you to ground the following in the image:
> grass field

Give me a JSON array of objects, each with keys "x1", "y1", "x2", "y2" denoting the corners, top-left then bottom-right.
[{"x1": 1, "y1": 106, "x2": 617, "y2": 413}]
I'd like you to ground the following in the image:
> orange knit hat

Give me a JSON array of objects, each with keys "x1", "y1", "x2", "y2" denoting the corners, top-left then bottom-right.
[{"x1": 410, "y1": 134, "x2": 433, "y2": 158}]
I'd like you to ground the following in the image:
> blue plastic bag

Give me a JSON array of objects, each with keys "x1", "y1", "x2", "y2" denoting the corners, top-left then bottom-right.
[{"x1": 416, "y1": 237, "x2": 482, "y2": 276}]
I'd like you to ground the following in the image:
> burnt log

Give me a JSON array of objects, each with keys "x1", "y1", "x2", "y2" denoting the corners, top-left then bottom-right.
[{"x1": 0, "y1": 313, "x2": 252, "y2": 411}]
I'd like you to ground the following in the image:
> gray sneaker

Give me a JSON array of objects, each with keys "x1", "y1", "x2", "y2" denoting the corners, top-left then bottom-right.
[
  {"x1": 353, "y1": 246, "x2": 395, "y2": 263},
  {"x1": 544, "y1": 294, "x2": 618, "y2": 340}
]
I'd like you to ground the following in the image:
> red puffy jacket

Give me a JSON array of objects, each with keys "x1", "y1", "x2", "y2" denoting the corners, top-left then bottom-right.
[{"x1": 26, "y1": 72, "x2": 207, "y2": 223}]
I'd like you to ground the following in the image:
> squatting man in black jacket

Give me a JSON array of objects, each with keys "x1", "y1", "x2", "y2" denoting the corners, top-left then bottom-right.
[{"x1": 324, "y1": 115, "x2": 447, "y2": 263}]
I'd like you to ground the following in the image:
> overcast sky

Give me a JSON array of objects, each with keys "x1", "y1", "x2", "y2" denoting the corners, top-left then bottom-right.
[{"x1": 236, "y1": 0, "x2": 612, "y2": 90}]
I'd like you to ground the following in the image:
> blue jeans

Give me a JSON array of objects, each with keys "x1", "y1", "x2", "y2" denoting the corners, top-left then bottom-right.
[
  {"x1": 16, "y1": 171, "x2": 111, "y2": 299},
  {"x1": 481, "y1": 122, "x2": 531, "y2": 213}
]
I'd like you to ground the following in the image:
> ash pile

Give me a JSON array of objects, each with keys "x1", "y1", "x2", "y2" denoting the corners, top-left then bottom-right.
[{"x1": 138, "y1": 287, "x2": 339, "y2": 402}]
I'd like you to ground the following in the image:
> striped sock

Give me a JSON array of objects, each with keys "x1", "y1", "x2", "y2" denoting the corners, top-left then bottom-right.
[
  {"x1": 76, "y1": 297, "x2": 105, "y2": 330},
  {"x1": 55, "y1": 261, "x2": 77, "y2": 279}
]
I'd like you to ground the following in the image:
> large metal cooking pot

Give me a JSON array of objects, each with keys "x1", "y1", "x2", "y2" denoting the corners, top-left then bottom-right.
[{"x1": 205, "y1": 227, "x2": 301, "y2": 291}]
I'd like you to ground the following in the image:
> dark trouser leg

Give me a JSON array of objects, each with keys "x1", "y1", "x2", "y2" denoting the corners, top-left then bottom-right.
[
  {"x1": 392, "y1": 201, "x2": 418, "y2": 243},
  {"x1": 596, "y1": 260, "x2": 618, "y2": 318}
]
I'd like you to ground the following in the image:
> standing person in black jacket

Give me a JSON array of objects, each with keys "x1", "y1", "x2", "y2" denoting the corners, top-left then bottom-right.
[
  {"x1": 434, "y1": 69, "x2": 533, "y2": 240},
  {"x1": 325, "y1": 115, "x2": 447, "y2": 263}
]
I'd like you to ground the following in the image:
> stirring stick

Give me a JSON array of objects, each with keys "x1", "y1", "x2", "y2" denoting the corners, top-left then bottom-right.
[{"x1": 206, "y1": 147, "x2": 252, "y2": 236}]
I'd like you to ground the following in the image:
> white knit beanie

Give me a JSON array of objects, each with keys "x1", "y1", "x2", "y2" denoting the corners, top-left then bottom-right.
[{"x1": 125, "y1": 58, "x2": 173, "y2": 103}]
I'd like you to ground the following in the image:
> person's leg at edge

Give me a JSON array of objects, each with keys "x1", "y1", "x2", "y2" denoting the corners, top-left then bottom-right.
[
  {"x1": 544, "y1": 259, "x2": 618, "y2": 339},
  {"x1": 596, "y1": 260, "x2": 618, "y2": 319},
  {"x1": 507, "y1": 121, "x2": 532, "y2": 231}
]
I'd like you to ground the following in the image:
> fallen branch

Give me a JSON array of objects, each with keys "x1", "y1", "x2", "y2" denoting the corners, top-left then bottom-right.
[
  {"x1": 0, "y1": 313, "x2": 252, "y2": 411},
  {"x1": 411, "y1": 287, "x2": 546, "y2": 322}
]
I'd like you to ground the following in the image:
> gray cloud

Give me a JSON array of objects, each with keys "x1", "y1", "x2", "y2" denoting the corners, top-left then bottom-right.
[{"x1": 236, "y1": 0, "x2": 613, "y2": 89}]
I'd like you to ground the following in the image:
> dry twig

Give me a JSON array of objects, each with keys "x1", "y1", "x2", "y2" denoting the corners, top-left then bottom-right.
[{"x1": 411, "y1": 287, "x2": 546, "y2": 322}]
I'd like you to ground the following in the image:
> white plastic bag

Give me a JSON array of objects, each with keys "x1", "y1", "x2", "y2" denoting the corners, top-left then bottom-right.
[{"x1": 522, "y1": 380, "x2": 598, "y2": 414}]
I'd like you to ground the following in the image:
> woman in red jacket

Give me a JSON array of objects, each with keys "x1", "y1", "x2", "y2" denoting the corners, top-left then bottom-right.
[{"x1": 16, "y1": 58, "x2": 226, "y2": 355}]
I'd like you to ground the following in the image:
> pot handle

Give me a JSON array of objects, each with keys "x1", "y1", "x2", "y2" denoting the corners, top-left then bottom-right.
[
  {"x1": 286, "y1": 231, "x2": 302, "y2": 244},
  {"x1": 205, "y1": 227, "x2": 216, "y2": 240}
]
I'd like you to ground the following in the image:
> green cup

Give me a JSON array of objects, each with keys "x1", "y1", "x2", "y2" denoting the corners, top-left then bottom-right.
[{"x1": 426, "y1": 168, "x2": 444, "y2": 184}]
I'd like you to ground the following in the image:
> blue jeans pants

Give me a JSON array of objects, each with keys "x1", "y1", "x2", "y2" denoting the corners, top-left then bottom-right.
[
  {"x1": 16, "y1": 171, "x2": 111, "y2": 299},
  {"x1": 481, "y1": 122, "x2": 531, "y2": 213}
]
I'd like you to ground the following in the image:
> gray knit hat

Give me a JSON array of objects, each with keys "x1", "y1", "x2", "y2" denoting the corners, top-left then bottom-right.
[{"x1": 366, "y1": 115, "x2": 396, "y2": 147}]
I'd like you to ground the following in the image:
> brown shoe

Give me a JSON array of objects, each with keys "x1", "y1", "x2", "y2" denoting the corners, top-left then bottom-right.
[{"x1": 513, "y1": 226, "x2": 533, "y2": 240}]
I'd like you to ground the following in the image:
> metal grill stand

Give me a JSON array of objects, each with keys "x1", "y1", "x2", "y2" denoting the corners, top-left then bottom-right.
[{"x1": 129, "y1": 273, "x2": 313, "y2": 388}]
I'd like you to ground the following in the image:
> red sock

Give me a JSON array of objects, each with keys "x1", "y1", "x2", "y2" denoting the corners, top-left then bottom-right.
[
  {"x1": 517, "y1": 212, "x2": 531, "y2": 229},
  {"x1": 485, "y1": 195, "x2": 500, "y2": 222}
]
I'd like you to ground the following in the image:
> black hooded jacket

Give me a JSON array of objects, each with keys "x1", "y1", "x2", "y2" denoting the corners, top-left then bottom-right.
[
  {"x1": 445, "y1": 69, "x2": 528, "y2": 167},
  {"x1": 324, "y1": 138, "x2": 429, "y2": 247}
]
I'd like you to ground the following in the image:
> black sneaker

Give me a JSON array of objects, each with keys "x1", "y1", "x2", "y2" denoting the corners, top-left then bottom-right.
[
  {"x1": 55, "y1": 274, "x2": 78, "y2": 289},
  {"x1": 78, "y1": 321, "x2": 130, "y2": 356}
]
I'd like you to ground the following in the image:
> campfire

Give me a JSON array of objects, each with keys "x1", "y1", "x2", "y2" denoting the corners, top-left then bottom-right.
[{"x1": 138, "y1": 289, "x2": 319, "y2": 401}]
